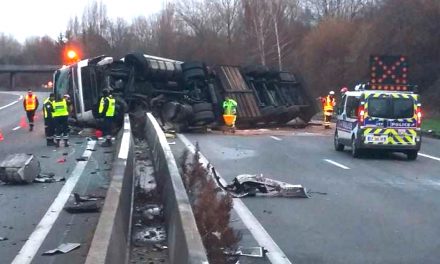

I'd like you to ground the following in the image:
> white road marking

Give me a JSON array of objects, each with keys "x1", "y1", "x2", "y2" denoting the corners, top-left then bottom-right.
[
  {"x1": 419, "y1": 153, "x2": 440, "y2": 162},
  {"x1": 270, "y1": 136, "x2": 282, "y2": 141},
  {"x1": 178, "y1": 134, "x2": 293, "y2": 264},
  {"x1": 12, "y1": 126, "x2": 20, "y2": 131},
  {"x1": 11, "y1": 141, "x2": 96, "y2": 264},
  {"x1": 324, "y1": 159, "x2": 350, "y2": 170},
  {"x1": 0, "y1": 95, "x2": 22, "y2": 110}
]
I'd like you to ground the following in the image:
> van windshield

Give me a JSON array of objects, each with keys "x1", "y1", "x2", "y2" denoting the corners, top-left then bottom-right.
[{"x1": 368, "y1": 96, "x2": 414, "y2": 119}]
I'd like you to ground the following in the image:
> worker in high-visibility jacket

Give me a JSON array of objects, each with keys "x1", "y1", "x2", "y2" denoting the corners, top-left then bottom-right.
[
  {"x1": 43, "y1": 93, "x2": 55, "y2": 146},
  {"x1": 222, "y1": 97, "x2": 238, "y2": 128},
  {"x1": 52, "y1": 95, "x2": 70, "y2": 147},
  {"x1": 319, "y1": 91, "x2": 336, "y2": 128},
  {"x1": 23, "y1": 89, "x2": 39, "y2": 131},
  {"x1": 98, "y1": 89, "x2": 116, "y2": 147}
]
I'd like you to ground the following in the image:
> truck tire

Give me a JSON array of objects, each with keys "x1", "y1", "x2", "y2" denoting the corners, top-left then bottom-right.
[
  {"x1": 162, "y1": 102, "x2": 179, "y2": 121},
  {"x1": 124, "y1": 53, "x2": 149, "y2": 77},
  {"x1": 192, "y1": 111, "x2": 215, "y2": 124},
  {"x1": 182, "y1": 62, "x2": 205, "y2": 72},
  {"x1": 192, "y1": 103, "x2": 213, "y2": 113},
  {"x1": 183, "y1": 68, "x2": 205, "y2": 81}
]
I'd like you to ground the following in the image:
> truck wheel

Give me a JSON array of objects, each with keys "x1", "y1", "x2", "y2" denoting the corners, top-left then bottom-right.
[
  {"x1": 182, "y1": 62, "x2": 205, "y2": 72},
  {"x1": 334, "y1": 130, "x2": 344, "y2": 151},
  {"x1": 406, "y1": 150, "x2": 418, "y2": 161},
  {"x1": 351, "y1": 138, "x2": 361, "y2": 158},
  {"x1": 192, "y1": 111, "x2": 215, "y2": 124},
  {"x1": 192, "y1": 103, "x2": 213, "y2": 113}
]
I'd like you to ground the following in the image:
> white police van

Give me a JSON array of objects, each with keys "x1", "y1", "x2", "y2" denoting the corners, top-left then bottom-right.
[{"x1": 334, "y1": 84, "x2": 422, "y2": 160}]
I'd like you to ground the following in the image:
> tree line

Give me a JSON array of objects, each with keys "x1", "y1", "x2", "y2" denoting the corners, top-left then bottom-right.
[{"x1": 1, "y1": 0, "x2": 439, "y2": 113}]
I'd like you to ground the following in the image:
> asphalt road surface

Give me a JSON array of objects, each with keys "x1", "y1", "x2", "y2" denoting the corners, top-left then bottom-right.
[
  {"x1": 0, "y1": 91, "x2": 113, "y2": 264},
  {"x1": 180, "y1": 128, "x2": 440, "y2": 264}
]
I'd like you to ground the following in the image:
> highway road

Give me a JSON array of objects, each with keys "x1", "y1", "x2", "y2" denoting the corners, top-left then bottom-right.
[
  {"x1": 0, "y1": 91, "x2": 113, "y2": 264},
  {"x1": 178, "y1": 128, "x2": 440, "y2": 264}
]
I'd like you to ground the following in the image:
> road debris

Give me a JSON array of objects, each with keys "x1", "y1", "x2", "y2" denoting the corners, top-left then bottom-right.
[
  {"x1": 57, "y1": 157, "x2": 66, "y2": 163},
  {"x1": 134, "y1": 226, "x2": 167, "y2": 244},
  {"x1": 73, "y1": 193, "x2": 99, "y2": 203},
  {"x1": 140, "y1": 205, "x2": 162, "y2": 221},
  {"x1": 153, "y1": 243, "x2": 168, "y2": 251},
  {"x1": 42, "y1": 243, "x2": 81, "y2": 255},
  {"x1": 0, "y1": 237, "x2": 8, "y2": 241},
  {"x1": 0, "y1": 154, "x2": 40, "y2": 184},
  {"x1": 76, "y1": 157, "x2": 88, "y2": 161},
  {"x1": 212, "y1": 168, "x2": 310, "y2": 198},
  {"x1": 225, "y1": 247, "x2": 266, "y2": 258},
  {"x1": 64, "y1": 202, "x2": 100, "y2": 214}
]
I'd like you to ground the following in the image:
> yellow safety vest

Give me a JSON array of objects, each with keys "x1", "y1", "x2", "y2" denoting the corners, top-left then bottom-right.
[
  {"x1": 223, "y1": 99, "x2": 237, "y2": 115},
  {"x1": 52, "y1": 99, "x2": 69, "y2": 117},
  {"x1": 323, "y1": 96, "x2": 335, "y2": 112},
  {"x1": 25, "y1": 94, "x2": 37, "y2": 111},
  {"x1": 43, "y1": 98, "x2": 53, "y2": 119},
  {"x1": 99, "y1": 97, "x2": 116, "y2": 117}
]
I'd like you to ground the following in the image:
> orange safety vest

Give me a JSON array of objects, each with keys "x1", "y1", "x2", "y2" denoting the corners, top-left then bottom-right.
[
  {"x1": 323, "y1": 96, "x2": 335, "y2": 112},
  {"x1": 25, "y1": 94, "x2": 37, "y2": 111}
]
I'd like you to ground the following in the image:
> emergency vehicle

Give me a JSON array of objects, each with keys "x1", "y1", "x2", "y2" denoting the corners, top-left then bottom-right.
[{"x1": 333, "y1": 55, "x2": 422, "y2": 160}]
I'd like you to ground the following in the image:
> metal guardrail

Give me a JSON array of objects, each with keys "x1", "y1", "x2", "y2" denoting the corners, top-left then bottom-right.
[
  {"x1": 85, "y1": 114, "x2": 134, "y2": 264},
  {"x1": 145, "y1": 112, "x2": 209, "y2": 264}
]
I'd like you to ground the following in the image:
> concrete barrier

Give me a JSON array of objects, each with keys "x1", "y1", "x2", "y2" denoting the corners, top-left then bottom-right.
[
  {"x1": 145, "y1": 112, "x2": 209, "y2": 264},
  {"x1": 85, "y1": 114, "x2": 135, "y2": 264}
]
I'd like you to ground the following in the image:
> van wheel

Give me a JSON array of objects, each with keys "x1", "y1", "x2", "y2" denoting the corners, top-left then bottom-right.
[
  {"x1": 334, "y1": 130, "x2": 344, "y2": 151},
  {"x1": 351, "y1": 138, "x2": 361, "y2": 158},
  {"x1": 406, "y1": 150, "x2": 418, "y2": 161}
]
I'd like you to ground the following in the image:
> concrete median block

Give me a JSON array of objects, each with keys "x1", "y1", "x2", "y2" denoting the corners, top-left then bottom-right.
[{"x1": 0, "y1": 153, "x2": 40, "y2": 183}]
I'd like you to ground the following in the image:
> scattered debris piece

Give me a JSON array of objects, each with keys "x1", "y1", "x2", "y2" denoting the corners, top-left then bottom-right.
[
  {"x1": 86, "y1": 148, "x2": 96, "y2": 151},
  {"x1": 57, "y1": 157, "x2": 66, "y2": 163},
  {"x1": 64, "y1": 202, "x2": 100, "y2": 214},
  {"x1": 40, "y1": 155, "x2": 50, "y2": 158},
  {"x1": 213, "y1": 168, "x2": 310, "y2": 198},
  {"x1": 225, "y1": 247, "x2": 266, "y2": 258},
  {"x1": 62, "y1": 152, "x2": 69, "y2": 156},
  {"x1": 153, "y1": 243, "x2": 168, "y2": 251},
  {"x1": 134, "y1": 226, "x2": 167, "y2": 244},
  {"x1": 164, "y1": 133, "x2": 176, "y2": 139},
  {"x1": 142, "y1": 205, "x2": 162, "y2": 220},
  {"x1": 76, "y1": 157, "x2": 88, "y2": 162},
  {"x1": 0, "y1": 154, "x2": 40, "y2": 183},
  {"x1": 34, "y1": 177, "x2": 65, "y2": 183},
  {"x1": 39, "y1": 172, "x2": 55, "y2": 178},
  {"x1": 42, "y1": 243, "x2": 81, "y2": 255},
  {"x1": 0, "y1": 237, "x2": 8, "y2": 241},
  {"x1": 168, "y1": 142, "x2": 176, "y2": 145},
  {"x1": 73, "y1": 193, "x2": 99, "y2": 203}
]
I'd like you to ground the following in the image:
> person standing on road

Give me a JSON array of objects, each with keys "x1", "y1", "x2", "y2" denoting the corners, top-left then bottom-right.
[
  {"x1": 23, "y1": 89, "x2": 39, "y2": 131},
  {"x1": 98, "y1": 89, "x2": 116, "y2": 147},
  {"x1": 222, "y1": 96, "x2": 238, "y2": 128},
  {"x1": 43, "y1": 93, "x2": 55, "y2": 146},
  {"x1": 319, "y1": 91, "x2": 336, "y2": 128},
  {"x1": 52, "y1": 94, "x2": 70, "y2": 147}
]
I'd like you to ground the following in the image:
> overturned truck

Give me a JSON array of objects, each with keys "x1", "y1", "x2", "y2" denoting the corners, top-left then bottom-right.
[{"x1": 53, "y1": 53, "x2": 318, "y2": 131}]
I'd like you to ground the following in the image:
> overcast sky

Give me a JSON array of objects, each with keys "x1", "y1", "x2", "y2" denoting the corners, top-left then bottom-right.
[{"x1": 0, "y1": 0, "x2": 166, "y2": 43}]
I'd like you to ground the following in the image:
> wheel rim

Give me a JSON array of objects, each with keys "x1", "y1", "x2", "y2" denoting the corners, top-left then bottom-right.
[{"x1": 334, "y1": 132, "x2": 339, "y2": 147}]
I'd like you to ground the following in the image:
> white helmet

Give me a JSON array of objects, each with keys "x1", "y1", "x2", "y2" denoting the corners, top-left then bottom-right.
[{"x1": 329, "y1": 91, "x2": 335, "y2": 95}]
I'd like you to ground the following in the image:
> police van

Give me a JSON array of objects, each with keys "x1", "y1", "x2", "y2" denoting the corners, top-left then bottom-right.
[{"x1": 334, "y1": 83, "x2": 421, "y2": 160}]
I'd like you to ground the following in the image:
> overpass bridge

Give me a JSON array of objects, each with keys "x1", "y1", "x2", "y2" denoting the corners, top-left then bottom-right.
[{"x1": 0, "y1": 65, "x2": 61, "y2": 90}]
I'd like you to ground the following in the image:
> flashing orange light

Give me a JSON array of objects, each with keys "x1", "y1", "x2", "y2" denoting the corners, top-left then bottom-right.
[{"x1": 67, "y1": 50, "x2": 77, "y2": 60}]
